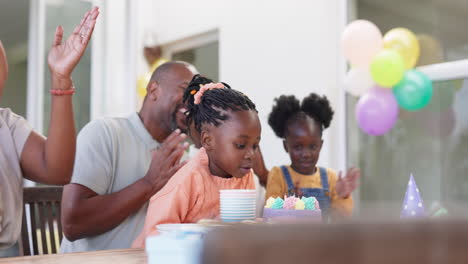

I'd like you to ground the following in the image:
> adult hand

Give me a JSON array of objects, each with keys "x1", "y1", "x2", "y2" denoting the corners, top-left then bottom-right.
[
  {"x1": 143, "y1": 129, "x2": 189, "y2": 195},
  {"x1": 47, "y1": 7, "x2": 99, "y2": 84},
  {"x1": 336, "y1": 167, "x2": 361, "y2": 199}
]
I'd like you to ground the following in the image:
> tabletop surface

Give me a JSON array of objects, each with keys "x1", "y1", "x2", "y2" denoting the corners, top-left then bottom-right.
[{"x1": 0, "y1": 248, "x2": 147, "y2": 264}]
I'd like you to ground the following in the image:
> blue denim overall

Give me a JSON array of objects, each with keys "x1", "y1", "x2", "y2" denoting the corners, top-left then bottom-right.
[{"x1": 281, "y1": 166, "x2": 331, "y2": 221}]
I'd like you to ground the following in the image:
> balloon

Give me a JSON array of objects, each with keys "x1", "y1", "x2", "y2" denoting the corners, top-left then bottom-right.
[
  {"x1": 341, "y1": 20, "x2": 383, "y2": 67},
  {"x1": 370, "y1": 49, "x2": 405, "y2": 87},
  {"x1": 384, "y1": 28, "x2": 420, "y2": 69},
  {"x1": 343, "y1": 67, "x2": 374, "y2": 97},
  {"x1": 137, "y1": 72, "x2": 152, "y2": 98},
  {"x1": 393, "y1": 70, "x2": 433, "y2": 111},
  {"x1": 356, "y1": 87, "x2": 399, "y2": 136},
  {"x1": 416, "y1": 34, "x2": 443, "y2": 67}
]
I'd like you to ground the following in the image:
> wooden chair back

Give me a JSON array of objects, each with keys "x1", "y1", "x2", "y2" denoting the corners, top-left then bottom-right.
[{"x1": 20, "y1": 186, "x2": 63, "y2": 256}]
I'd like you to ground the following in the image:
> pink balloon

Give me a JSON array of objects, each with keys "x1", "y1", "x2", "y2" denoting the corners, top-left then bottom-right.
[
  {"x1": 342, "y1": 20, "x2": 383, "y2": 67},
  {"x1": 356, "y1": 87, "x2": 399, "y2": 136}
]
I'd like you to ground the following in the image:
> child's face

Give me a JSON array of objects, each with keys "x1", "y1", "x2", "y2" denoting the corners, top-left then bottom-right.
[
  {"x1": 202, "y1": 110, "x2": 261, "y2": 178},
  {"x1": 283, "y1": 117, "x2": 323, "y2": 175}
]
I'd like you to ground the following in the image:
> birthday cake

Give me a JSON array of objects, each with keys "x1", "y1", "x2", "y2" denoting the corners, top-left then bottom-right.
[{"x1": 263, "y1": 196, "x2": 322, "y2": 221}]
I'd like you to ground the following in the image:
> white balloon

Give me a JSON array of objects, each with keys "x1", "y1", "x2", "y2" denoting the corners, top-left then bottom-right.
[{"x1": 343, "y1": 67, "x2": 374, "y2": 97}]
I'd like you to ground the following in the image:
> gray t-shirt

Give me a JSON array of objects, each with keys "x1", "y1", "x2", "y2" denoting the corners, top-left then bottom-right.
[
  {"x1": 60, "y1": 113, "x2": 159, "y2": 253},
  {"x1": 0, "y1": 108, "x2": 32, "y2": 250}
]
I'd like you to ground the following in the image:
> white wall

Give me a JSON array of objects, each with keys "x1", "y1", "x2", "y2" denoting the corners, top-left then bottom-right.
[
  {"x1": 139, "y1": 0, "x2": 347, "y2": 170},
  {"x1": 90, "y1": 0, "x2": 137, "y2": 119}
]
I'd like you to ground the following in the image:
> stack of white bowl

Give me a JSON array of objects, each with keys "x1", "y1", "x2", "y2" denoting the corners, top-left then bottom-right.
[{"x1": 219, "y1": 189, "x2": 256, "y2": 222}]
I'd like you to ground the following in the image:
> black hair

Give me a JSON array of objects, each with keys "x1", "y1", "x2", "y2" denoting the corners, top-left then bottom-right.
[
  {"x1": 183, "y1": 74, "x2": 257, "y2": 133},
  {"x1": 268, "y1": 93, "x2": 334, "y2": 138}
]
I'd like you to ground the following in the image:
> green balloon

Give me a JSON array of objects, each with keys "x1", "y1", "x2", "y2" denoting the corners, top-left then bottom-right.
[
  {"x1": 370, "y1": 49, "x2": 405, "y2": 87},
  {"x1": 393, "y1": 70, "x2": 433, "y2": 111}
]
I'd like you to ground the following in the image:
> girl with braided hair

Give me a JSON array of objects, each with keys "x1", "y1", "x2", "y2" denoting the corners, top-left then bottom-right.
[{"x1": 133, "y1": 75, "x2": 260, "y2": 248}]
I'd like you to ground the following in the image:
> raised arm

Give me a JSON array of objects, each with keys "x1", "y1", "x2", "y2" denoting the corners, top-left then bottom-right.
[{"x1": 20, "y1": 7, "x2": 100, "y2": 185}]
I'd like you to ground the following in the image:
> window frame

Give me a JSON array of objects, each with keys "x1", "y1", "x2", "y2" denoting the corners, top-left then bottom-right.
[
  {"x1": 161, "y1": 30, "x2": 219, "y2": 60},
  {"x1": 344, "y1": 0, "x2": 468, "y2": 211}
]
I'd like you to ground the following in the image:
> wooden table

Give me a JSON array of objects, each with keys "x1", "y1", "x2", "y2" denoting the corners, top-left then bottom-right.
[
  {"x1": 203, "y1": 219, "x2": 468, "y2": 264},
  {"x1": 0, "y1": 248, "x2": 147, "y2": 264}
]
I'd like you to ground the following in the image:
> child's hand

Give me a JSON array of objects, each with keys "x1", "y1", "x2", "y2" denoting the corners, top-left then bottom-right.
[
  {"x1": 294, "y1": 180, "x2": 303, "y2": 198},
  {"x1": 336, "y1": 167, "x2": 361, "y2": 199}
]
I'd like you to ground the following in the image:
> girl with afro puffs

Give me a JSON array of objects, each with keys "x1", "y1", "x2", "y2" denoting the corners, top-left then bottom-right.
[{"x1": 265, "y1": 93, "x2": 360, "y2": 220}]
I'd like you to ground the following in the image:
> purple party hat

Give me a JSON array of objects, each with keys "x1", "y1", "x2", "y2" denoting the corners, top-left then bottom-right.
[{"x1": 401, "y1": 174, "x2": 426, "y2": 218}]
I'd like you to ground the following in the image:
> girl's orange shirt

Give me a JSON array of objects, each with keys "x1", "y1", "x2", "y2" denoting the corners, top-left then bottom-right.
[{"x1": 132, "y1": 148, "x2": 255, "y2": 248}]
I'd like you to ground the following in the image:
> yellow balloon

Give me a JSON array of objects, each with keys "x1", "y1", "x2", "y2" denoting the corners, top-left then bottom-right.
[
  {"x1": 136, "y1": 58, "x2": 169, "y2": 98},
  {"x1": 137, "y1": 72, "x2": 151, "y2": 98},
  {"x1": 370, "y1": 49, "x2": 405, "y2": 87},
  {"x1": 383, "y1": 28, "x2": 420, "y2": 69}
]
